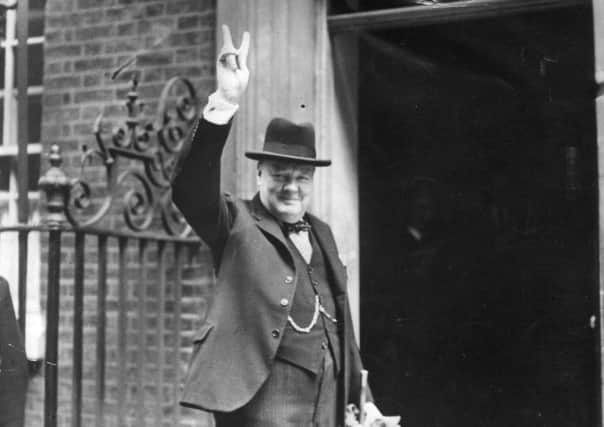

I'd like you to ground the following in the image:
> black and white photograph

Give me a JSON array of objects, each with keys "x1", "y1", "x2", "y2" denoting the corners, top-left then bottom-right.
[{"x1": 0, "y1": 0, "x2": 602, "y2": 426}]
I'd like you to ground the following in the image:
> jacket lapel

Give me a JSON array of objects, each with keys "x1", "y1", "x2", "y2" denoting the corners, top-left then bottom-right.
[
  {"x1": 250, "y1": 195, "x2": 347, "y2": 296},
  {"x1": 250, "y1": 194, "x2": 294, "y2": 265},
  {"x1": 307, "y1": 214, "x2": 347, "y2": 296}
]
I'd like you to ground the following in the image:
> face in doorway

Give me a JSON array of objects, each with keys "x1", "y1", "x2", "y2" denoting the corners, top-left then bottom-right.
[{"x1": 257, "y1": 160, "x2": 315, "y2": 223}]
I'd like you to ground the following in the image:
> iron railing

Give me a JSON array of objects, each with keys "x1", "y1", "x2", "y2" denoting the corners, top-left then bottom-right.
[{"x1": 3, "y1": 76, "x2": 207, "y2": 427}]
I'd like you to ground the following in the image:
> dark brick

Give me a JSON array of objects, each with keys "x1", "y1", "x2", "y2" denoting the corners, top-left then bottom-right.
[
  {"x1": 77, "y1": 0, "x2": 108, "y2": 9},
  {"x1": 167, "y1": 30, "x2": 205, "y2": 47},
  {"x1": 43, "y1": 62, "x2": 63, "y2": 75},
  {"x1": 77, "y1": 11, "x2": 103, "y2": 26},
  {"x1": 137, "y1": 17, "x2": 174, "y2": 37},
  {"x1": 177, "y1": 15, "x2": 199, "y2": 30},
  {"x1": 46, "y1": 14, "x2": 73, "y2": 28},
  {"x1": 74, "y1": 24, "x2": 114, "y2": 41},
  {"x1": 105, "y1": 39, "x2": 140, "y2": 54},
  {"x1": 102, "y1": 104, "x2": 126, "y2": 118},
  {"x1": 45, "y1": 30, "x2": 65, "y2": 43},
  {"x1": 84, "y1": 43, "x2": 103, "y2": 56},
  {"x1": 83, "y1": 74, "x2": 103, "y2": 87},
  {"x1": 117, "y1": 22, "x2": 136, "y2": 36},
  {"x1": 74, "y1": 88, "x2": 115, "y2": 103},
  {"x1": 81, "y1": 105, "x2": 103, "y2": 120},
  {"x1": 164, "y1": 65, "x2": 202, "y2": 80},
  {"x1": 174, "y1": 47, "x2": 201, "y2": 63},
  {"x1": 41, "y1": 124, "x2": 62, "y2": 138},
  {"x1": 142, "y1": 67, "x2": 164, "y2": 82},
  {"x1": 45, "y1": 75, "x2": 81, "y2": 90},
  {"x1": 136, "y1": 51, "x2": 172, "y2": 66},
  {"x1": 46, "y1": 0, "x2": 76, "y2": 12},
  {"x1": 105, "y1": 6, "x2": 135, "y2": 21},
  {"x1": 166, "y1": 0, "x2": 202, "y2": 15},
  {"x1": 45, "y1": 44, "x2": 82, "y2": 58},
  {"x1": 74, "y1": 57, "x2": 114, "y2": 72},
  {"x1": 43, "y1": 107, "x2": 80, "y2": 122},
  {"x1": 145, "y1": 3, "x2": 165, "y2": 17},
  {"x1": 43, "y1": 93, "x2": 67, "y2": 107}
]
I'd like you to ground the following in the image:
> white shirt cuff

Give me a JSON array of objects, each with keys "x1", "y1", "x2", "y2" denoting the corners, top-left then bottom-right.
[{"x1": 202, "y1": 91, "x2": 239, "y2": 125}]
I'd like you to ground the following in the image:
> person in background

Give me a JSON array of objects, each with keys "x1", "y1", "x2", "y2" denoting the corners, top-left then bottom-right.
[{"x1": 0, "y1": 276, "x2": 28, "y2": 427}]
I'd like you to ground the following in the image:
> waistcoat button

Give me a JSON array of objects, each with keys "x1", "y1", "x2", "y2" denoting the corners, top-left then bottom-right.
[
  {"x1": 271, "y1": 329, "x2": 280, "y2": 338},
  {"x1": 284, "y1": 276, "x2": 293, "y2": 284},
  {"x1": 280, "y1": 298, "x2": 289, "y2": 307}
]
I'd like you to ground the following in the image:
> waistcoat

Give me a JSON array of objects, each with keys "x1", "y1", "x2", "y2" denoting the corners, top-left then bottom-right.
[{"x1": 276, "y1": 231, "x2": 341, "y2": 374}]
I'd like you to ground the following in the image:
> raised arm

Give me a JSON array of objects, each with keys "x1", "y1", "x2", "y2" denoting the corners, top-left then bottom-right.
[{"x1": 171, "y1": 25, "x2": 250, "y2": 261}]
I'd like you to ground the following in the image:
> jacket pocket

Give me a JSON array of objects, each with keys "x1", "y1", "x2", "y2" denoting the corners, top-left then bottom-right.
[{"x1": 192, "y1": 321, "x2": 215, "y2": 344}]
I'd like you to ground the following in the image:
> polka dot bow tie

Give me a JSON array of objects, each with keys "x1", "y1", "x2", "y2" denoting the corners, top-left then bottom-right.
[{"x1": 283, "y1": 219, "x2": 312, "y2": 234}]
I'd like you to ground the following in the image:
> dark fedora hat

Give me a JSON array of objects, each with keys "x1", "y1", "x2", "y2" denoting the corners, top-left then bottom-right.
[{"x1": 245, "y1": 117, "x2": 331, "y2": 166}]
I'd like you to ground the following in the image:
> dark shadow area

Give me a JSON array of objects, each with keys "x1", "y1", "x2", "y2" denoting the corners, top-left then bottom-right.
[
  {"x1": 0, "y1": 277, "x2": 28, "y2": 427},
  {"x1": 358, "y1": 5, "x2": 599, "y2": 427}
]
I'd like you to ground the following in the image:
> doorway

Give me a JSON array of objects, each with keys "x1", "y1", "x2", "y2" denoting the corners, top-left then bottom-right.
[{"x1": 358, "y1": 6, "x2": 599, "y2": 427}]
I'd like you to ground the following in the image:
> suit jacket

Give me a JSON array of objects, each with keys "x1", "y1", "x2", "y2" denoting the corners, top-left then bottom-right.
[
  {"x1": 0, "y1": 277, "x2": 28, "y2": 427},
  {"x1": 172, "y1": 118, "x2": 365, "y2": 416}
]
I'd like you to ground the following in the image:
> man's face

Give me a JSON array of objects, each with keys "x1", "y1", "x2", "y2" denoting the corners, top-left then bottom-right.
[{"x1": 257, "y1": 160, "x2": 315, "y2": 223}]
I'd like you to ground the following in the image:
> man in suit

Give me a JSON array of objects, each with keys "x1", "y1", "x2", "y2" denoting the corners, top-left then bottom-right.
[{"x1": 171, "y1": 26, "x2": 396, "y2": 426}]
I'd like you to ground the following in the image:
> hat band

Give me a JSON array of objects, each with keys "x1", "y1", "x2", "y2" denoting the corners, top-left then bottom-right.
[{"x1": 264, "y1": 140, "x2": 316, "y2": 159}]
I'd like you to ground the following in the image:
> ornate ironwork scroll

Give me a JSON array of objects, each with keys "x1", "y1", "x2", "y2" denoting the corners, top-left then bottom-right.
[{"x1": 40, "y1": 76, "x2": 201, "y2": 237}]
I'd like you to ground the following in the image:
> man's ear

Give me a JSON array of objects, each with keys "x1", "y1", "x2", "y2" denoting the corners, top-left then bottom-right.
[{"x1": 256, "y1": 161, "x2": 263, "y2": 186}]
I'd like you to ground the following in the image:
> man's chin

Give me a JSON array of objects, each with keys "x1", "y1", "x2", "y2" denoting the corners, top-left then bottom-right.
[{"x1": 273, "y1": 207, "x2": 304, "y2": 223}]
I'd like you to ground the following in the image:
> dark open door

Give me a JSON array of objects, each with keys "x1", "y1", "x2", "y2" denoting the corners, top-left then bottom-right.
[{"x1": 354, "y1": 4, "x2": 600, "y2": 426}]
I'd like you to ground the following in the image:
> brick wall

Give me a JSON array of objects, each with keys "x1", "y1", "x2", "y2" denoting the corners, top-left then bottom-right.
[{"x1": 29, "y1": 1, "x2": 218, "y2": 426}]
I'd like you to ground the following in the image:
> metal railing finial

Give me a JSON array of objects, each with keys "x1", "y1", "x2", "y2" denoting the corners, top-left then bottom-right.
[{"x1": 38, "y1": 144, "x2": 72, "y2": 227}]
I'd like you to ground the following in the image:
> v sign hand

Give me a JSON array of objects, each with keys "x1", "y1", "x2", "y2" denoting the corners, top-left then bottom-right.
[{"x1": 216, "y1": 25, "x2": 250, "y2": 105}]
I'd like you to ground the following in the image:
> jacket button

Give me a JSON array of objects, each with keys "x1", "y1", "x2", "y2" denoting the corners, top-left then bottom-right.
[
  {"x1": 284, "y1": 276, "x2": 293, "y2": 284},
  {"x1": 321, "y1": 341, "x2": 328, "y2": 350},
  {"x1": 280, "y1": 298, "x2": 289, "y2": 307},
  {"x1": 271, "y1": 329, "x2": 280, "y2": 338}
]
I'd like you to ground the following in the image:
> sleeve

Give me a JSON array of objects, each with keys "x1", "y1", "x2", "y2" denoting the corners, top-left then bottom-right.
[{"x1": 171, "y1": 111, "x2": 234, "y2": 265}]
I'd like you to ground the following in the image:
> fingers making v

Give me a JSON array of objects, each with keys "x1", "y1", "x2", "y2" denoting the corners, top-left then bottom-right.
[{"x1": 219, "y1": 24, "x2": 250, "y2": 72}]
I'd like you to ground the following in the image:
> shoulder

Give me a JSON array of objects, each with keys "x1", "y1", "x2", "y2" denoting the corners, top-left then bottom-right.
[
  {"x1": 306, "y1": 212, "x2": 335, "y2": 240},
  {"x1": 221, "y1": 194, "x2": 257, "y2": 227},
  {"x1": 306, "y1": 212, "x2": 330, "y2": 230}
]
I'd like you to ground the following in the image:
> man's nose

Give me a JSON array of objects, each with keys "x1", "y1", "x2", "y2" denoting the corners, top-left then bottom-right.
[{"x1": 282, "y1": 179, "x2": 298, "y2": 192}]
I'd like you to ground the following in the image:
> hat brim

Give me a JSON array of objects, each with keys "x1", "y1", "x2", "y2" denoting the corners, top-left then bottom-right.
[{"x1": 245, "y1": 150, "x2": 331, "y2": 167}]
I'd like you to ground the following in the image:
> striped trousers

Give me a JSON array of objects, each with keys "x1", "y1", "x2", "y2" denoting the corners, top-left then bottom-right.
[{"x1": 213, "y1": 350, "x2": 338, "y2": 427}]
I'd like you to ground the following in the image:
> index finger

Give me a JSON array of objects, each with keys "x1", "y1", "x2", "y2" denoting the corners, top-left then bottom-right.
[{"x1": 222, "y1": 24, "x2": 234, "y2": 49}]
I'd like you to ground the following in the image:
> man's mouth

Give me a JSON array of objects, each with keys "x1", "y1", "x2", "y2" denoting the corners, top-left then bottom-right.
[{"x1": 278, "y1": 196, "x2": 300, "y2": 204}]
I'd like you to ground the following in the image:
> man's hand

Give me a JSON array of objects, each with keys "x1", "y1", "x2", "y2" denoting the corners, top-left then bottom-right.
[
  {"x1": 363, "y1": 402, "x2": 401, "y2": 427},
  {"x1": 216, "y1": 24, "x2": 250, "y2": 104},
  {"x1": 345, "y1": 403, "x2": 401, "y2": 427}
]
